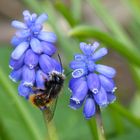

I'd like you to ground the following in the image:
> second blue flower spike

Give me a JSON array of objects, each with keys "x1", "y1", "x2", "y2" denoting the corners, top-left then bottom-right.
[{"x1": 69, "y1": 42, "x2": 117, "y2": 119}]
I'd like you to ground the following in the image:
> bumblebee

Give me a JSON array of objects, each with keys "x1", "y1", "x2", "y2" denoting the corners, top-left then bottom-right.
[{"x1": 29, "y1": 71, "x2": 65, "y2": 122}]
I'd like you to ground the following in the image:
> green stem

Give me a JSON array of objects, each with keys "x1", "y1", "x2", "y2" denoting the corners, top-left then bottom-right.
[
  {"x1": 95, "y1": 105, "x2": 106, "y2": 140},
  {"x1": 69, "y1": 25, "x2": 140, "y2": 66},
  {"x1": 43, "y1": 112, "x2": 59, "y2": 140},
  {"x1": 0, "y1": 68, "x2": 43, "y2": 140},
  {"x1": 87, "y1": 106, "x2": 106, "y2": 140},
  {"x1": 87, "y1": 118, "x2": 98, "y2": 140}
]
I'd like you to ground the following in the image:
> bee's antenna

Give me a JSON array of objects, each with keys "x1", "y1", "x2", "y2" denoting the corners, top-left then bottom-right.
[{"x1": 57, "y1": 53, "x2": 63, "y2": 74}]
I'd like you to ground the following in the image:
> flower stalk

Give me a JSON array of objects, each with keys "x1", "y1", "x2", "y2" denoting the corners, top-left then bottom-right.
[
  {"x1": 43, "y1": 112, "x2": 59, "y2": 140},
  {"x1": 87, "y1": 105, "x2": 106, "y2": 140},
  {"x1": 95, "y1": 105, "x2": 106, "y2": 140}
]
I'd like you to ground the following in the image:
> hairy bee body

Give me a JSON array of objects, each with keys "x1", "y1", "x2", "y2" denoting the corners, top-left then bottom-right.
[
  {"x1": 30, "y1": 93, "x2": 52, "y2": 109},
  {"x1": 29, "y1": 71, "x2": 65, "y2": 121},
  {"x1": 44, "y1": 71, "x2": 64, "y2": 99}
]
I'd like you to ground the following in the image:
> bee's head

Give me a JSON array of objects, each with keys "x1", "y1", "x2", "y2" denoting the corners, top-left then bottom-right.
[{"x1": 49, "y1": 71, "x2": 65, "y2": 84}]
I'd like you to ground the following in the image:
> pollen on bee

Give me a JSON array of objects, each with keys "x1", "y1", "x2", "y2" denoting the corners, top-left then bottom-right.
[{"x1": 29, "y1": 94, "x2": 36, "y2": 105}]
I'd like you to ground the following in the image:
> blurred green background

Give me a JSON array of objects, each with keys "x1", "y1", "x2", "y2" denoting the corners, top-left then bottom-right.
[{"x1": 1, "y1": 0, "x2": 140, "y2": 140}]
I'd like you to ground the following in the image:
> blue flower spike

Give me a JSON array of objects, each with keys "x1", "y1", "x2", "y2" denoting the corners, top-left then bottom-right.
[
  {"x1": 69, "y1": 42, "x2": 117, "y2": 119},
  {"x1": 9, "y1": 10, "x2": 59, "y2": 98}
]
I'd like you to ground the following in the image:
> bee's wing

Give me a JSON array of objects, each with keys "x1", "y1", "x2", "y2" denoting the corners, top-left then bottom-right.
[{"x1": 43, "y1": 96, "x2": 58, "y2": 122}]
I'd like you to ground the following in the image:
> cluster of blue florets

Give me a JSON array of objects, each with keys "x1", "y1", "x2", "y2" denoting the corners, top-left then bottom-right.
[
  {"x1": 69, "y1": 42, "x2": 117, "y2": 119},
  {"x1": 9, "y1": 10, "x2": 61, "y2": 98}
]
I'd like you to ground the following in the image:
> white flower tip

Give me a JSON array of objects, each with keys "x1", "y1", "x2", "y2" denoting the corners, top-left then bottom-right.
[
  {"x1": 68, "y1": 88, "x2": 72, "y2": 93},
  {"x1": 23, "y1": 82, "x2": 33, "y2": 87},
  {"x1": 9, "y1": 75, "x2": 17, "y2": 83},
  {"x1": 72, "y1": 68, "x2": 84, "y2": 78},
  {"x1": 92, "y1": 88, "x2": 99, "y2": 94},
  {"x1": 70, "y1": 97, "x2": 80, "y2": 104},
  {"x1": 110, "y1": 97, "x2": 116, "y2": 104},
  {"x1": 68, "y1": 105, "x2": 77, "y2": 110},
  {"x1": 9, "y1": 65, "x2": 14, "y2": 70},
  {"x1": 112, "y1": 87, "x2": 117, "y2": 92},
  {"x1": 29, "y1": 64, "x2": 34, "y2": 69}
]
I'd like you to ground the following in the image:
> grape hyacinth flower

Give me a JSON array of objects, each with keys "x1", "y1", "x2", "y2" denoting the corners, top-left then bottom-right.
[
  {"x1": 9, "y1": 10, "x2": 61, "y2": 98},
  {"x1": 69, "y1": 42, "x2": 117, "y2": 119}
]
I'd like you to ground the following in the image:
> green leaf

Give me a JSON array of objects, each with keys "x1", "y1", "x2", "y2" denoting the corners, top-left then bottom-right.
[
  {"x1": 130, "y1": 91, "x2": 140, "y2": 118},
  {"x1": 54, "y1": 1, "x2": 78, "y2": 26},
  {"x1": 110, "y1": 102, "x2": 140, "y2": 128},
  {"x1": 71, "y1": 0, "x2": 82, "y2": 23},
  {"x1": 124, "y1": 0, "x2": 140, "y2": 25},
  {"x1": 109, "y1": 128, "x2": 140, "y2": 140},
  {"x1": 87, "y1": 0, "x2": 133, "y2": 47}
]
